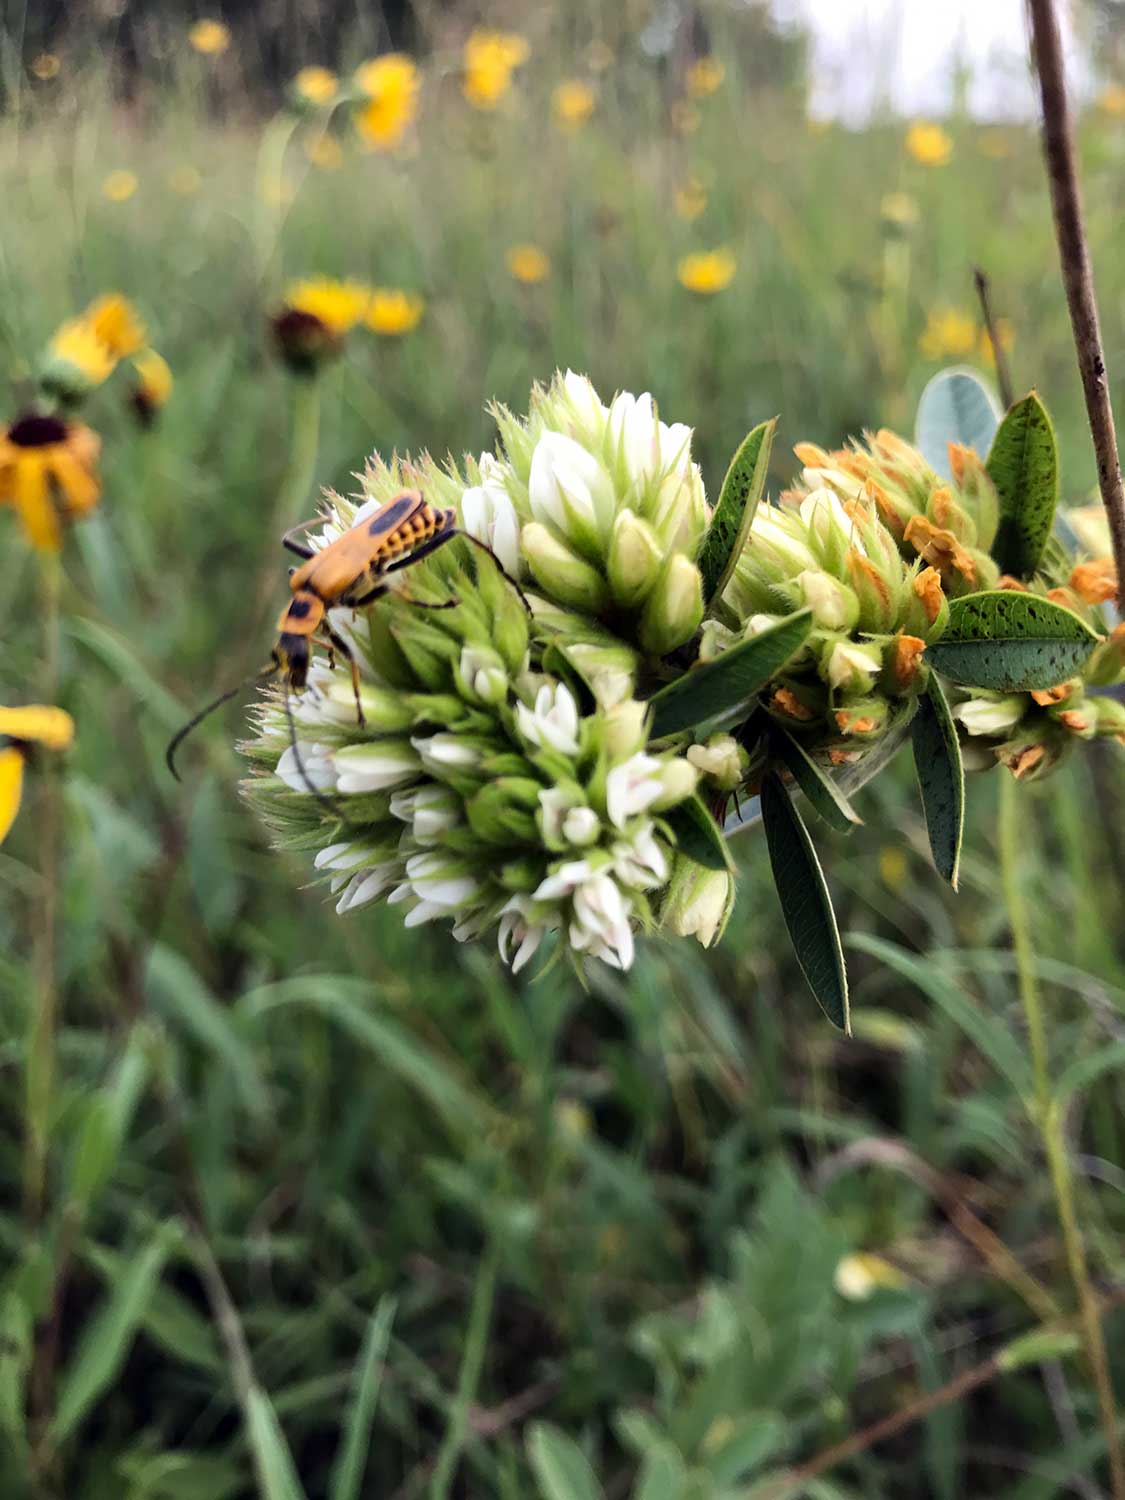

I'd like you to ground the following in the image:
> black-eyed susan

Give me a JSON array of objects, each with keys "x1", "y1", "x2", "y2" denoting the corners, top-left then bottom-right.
[
  {"x1": 0, "y1": 705, "x2": 75, "y2": 846},
  {"x1": 676, "y1": 249, "x2": 736, "y2": 295},
  {"x1": 292, "y1": 65, "x2": 337, "y2": 109},
  {"x1": 271, "y1": 277, "x2": 371, "y2": 372},
  {"x1": 0, "y1": 414, "x2": 101, "y2": 550},
  {"x1": 365, "y1": 289, "x2": 425, "y2": 336},
  {"x1": 41, "y1": 319, "x2": 116, "y2": 401},
  {"x1": 129, "y1": 349, "x2": 174, "y2": 426},
  {"x1": 354, "y1": 54, "x2": 419, "y2": 151},
  {"x1": 552, "y1": 80, "x2": 596, "y2": 131},
  {"x1": 686, "y1": 56, "x2": 725, "y2": 98},
  {"x1": 505, "y1": 244, "x2": 550, "y2": 284},
  {"x1": 905, "y1": 120, "x2": 952, "y2": 166},
  {"x1": 462, "y1": 30, "x2": 528, "y2": 110},
  {"x1": 102, "y1": 170, "x2": 138, "y2": 203},
  {"x1": 188, "y1": 19, "x2": 230, "y2": 56}
]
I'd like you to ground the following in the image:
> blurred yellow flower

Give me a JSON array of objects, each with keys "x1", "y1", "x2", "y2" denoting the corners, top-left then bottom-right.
[
  {"x1": 880, "y1": 191, "x2": 918, "y2": 229},
  {"x1": 979, "y1": 318, "x2": 1015, "y2": 366},
  {"x1": 305, "y1": 133, "x2": 344, "y2": 170},
  {"x1": 48, "y1": 320, "x2": 116, "y2": 387},
  {"x1": 86, "y1": 294, "x2": 146, "y2": 359},
  {"x1": 878, "y1": 845, "x2": 908, "y2": 890},
  {"x1": 686, "y1": 57, "x2": 725, "y2": 97},
  {"x1": 834, "y1": 1252, "x2": 908, "y2": 1300},
  {"x1": 905, "y1": 120, "x2": 952, "y2": 167},
  {"x1": 102, "y1": 170, "x2": 138, "y2": 203},
  {"x1": 463, "y1": 29, "x2": 529, "y2": 110},
  {"x1": 1098, "y1": 84, "x2": 1125, "y2": 117},
  {"x1": 188, "y1": 19, "x2": 230, "y2": 56},
  {"x1": 130, "y1": 349, "x2": 174, "y2": 424},
  {"x1": 293, "y1": 65, "x2": 337, "y2": 106},
  {"x1": 0, "y1": 414, "x2": 101, "y2": 551},
  {"x1": 670, "y1": 100, "x2": 701, "y2": 135},
  {"x1": 169, "y1": 164, "x2": 202, "y2": 195},
  {"x1": 506, "y1": 244, "x2": 550, "y2": 284},
  {"x1": 365, "y1": 289, "x2": 425, "y2": 336},
  {"x1": 553, "y1": 80, "x2": 596, "y2": 131},
  {"x1": 30, "y1": 52, "x2": 60, "y2": 80},
  {"x1": 0, "y1": 706, "x2": 75, "y2": 846},
  {"x1": 354, "y1": 54, "x2": 419, "y2": 150},
  {"x1": 284, "y1": 278, "x2": 371, "y2": 334},
  {"x1": 674, "y1": 178, "x2": 708, "y2": 222},
  {"x1": 918, "y1": 307, "x2": 976, "y2": 360},
  {"x1": 677, "y1": 249, "x2": 736, "y2": 295},
  {"x1": 978, "y1": 128, "x2": 1012, "y2": 159},
  {"x1": 585, "y1": 40, "x2": 614, "y2": 73}
]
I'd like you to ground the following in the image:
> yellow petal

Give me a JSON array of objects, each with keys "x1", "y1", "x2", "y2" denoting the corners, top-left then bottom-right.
[
  {"x1": 0, "y1": 747, "x2": 24, "y2": 845},
  {"x1": 49, "y1": 451, "x2": 100, "y2": 519},
  {"x1": 0, "y1": 705, "x2": 75, "y2": 750},
  {"x1": 13, "y1": 456, "x2": 61, "y2": 550}
]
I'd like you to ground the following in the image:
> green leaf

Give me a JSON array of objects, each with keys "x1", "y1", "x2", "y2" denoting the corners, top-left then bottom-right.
[
  {"x1": 986, "y1": 391, "x2": 1059, "y2": 577},
  {"x1": 649, "y1": 610, "x2": 813, "y2": 738},
  {"x1": 997, "y1": 1328, "x2": 1081, "y2": 1374},
  {"x1": 328, "y1": 1298, "x2": 396, "y2": 1500},
  {"x1": 53, "y1": 1224, "x2": 178, "y2": 1442},
  {"x1": 760, "y1": 772, "x2": 850, "y2": 1032},
  {"x1": 0, "y1": 1293, "x2": 32, "y2": 1457},
  {"x1": 769, "y1": 725, "x2": 862, "y2": 833},
  {"x1": 911, "y1": 675, "x2": 964, "y2": 888},
  {"x1": 246, "y1": 1386, "x2": 308, "y2": 1500},
  {"x1": 915, "y1": 368, "x2": 1001, "y2": 478},
  {"x1": 664, "y1": 793, "x2": 735, "y2": 873},
  {"x1": 527, "y1": 1423, "x2": 605, "y2": 1500},
  {"x1": 699, "y1": 417, "x2": 777, "y2": 608},
  {"x1": 926, "y1": 590, "x2": 1099, "y2": 691}
]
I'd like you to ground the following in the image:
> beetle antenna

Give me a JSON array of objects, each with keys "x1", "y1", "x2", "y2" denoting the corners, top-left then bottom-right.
[
  {"x1": 165, "y1": 662, "x2": 278, "y2": 781},
  {"x1": 281, "y1": 680, "x2": 352, "y2": 827}
]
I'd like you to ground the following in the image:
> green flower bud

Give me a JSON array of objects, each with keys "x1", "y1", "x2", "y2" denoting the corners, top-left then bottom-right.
[
  {"x1": 563, "y1": 640, "x2": 638, "y2": 708},
  {"x1": 538, "y1": 785, "x2": 602, "y2": 850},
  {"x1": 925, "y1": 485, "x2": 976, "y2": 546},
  {"x1": 521, "y1": 521, "x2": 610, "y2": 613},
  {"x1": 639, "y1": 554, "x2": 704, "y2": 656},
  {"x1": 608, "y1": 508, "x2": 664, "y2": 608},
  {"x1": 456, "y1": 644, "x2": 508, "y2": 706},
  {"x1": 686, "y1": 733, "x2": 747, "y2": 792},
  {"x1": 602, "y1": 699, "x2": 649, "y2": 760},
  {"x1": 832, "y1": 695, "x2": 891, "y2": 739},
  {"x1": 952, "y1": 693, "x2": 1027, "y2": 738},
  {"x1": 325, "y1": 681, "x2": 417, "y2": 731},
  {"x1": 1085, "y1": 625, "x2": 1125, "y2": 688},
  {"x1": 821, "y1": 639, "x2": 883, "y2": 695},
  {"x1": 465, "y1": 777, "x2": 541, "y2": 845},
  {"x1": 662, "y1": 860, "x2": 734, "y2": 947},
  {"x1": 652, "y1": 756, "x2": 699, "y2": 808},
  {"x1": 1092, "y1": 696, "x2": 1125, "y2": 737},
  {"x1": 797, "y1": 569, "x2": 860, "y2": 631},
  {"x1": 948, "y1": 444, "x2": 999, "y2": 550}
]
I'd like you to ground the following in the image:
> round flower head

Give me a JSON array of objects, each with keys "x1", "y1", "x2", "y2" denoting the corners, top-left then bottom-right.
[
  {"x1": 365, "y1": 289, "x2": 425, "y2": 337},
  {"x1": 242, "y1": 460, "x2": 700, "y2": 974},
  {"x1": 271, "y1": 278, "x2": 372, "y2": 372},
  {"x1": 463, "y1": 30, "x2": 529, "y2": 110},
  {"x1": 41, "y1": 319, "x2": 116, "y2": 401},
  {"x1": 292, "y1": 66, "x2": 337, "y2": 109},
  {"x1": 354, "y1": 54, "x2": 419, "y2": 150},
  {"x1": 129, "y1": 349, "x2": 174, "y2": 426},
  {"x1": 0, "y1": 413, "x2": 101, "y2": 550}
]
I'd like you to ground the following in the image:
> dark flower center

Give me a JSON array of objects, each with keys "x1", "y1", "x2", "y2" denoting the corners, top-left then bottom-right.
[{"x1": 8, "y1": 413, "x2": 68, "y2": 448}]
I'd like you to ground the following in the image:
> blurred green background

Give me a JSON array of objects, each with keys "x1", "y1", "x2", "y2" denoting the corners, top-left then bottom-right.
[{"x1": 2, "y1": 2, "x2": 1125, "y2": 1496}]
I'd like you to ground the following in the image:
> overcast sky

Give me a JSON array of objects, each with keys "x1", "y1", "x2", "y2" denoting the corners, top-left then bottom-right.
[{"x1": 770, "y1": 0, "x2": 1091, "y2": 122}]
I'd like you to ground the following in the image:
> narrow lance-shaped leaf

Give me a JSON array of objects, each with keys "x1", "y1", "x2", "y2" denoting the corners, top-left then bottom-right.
[
  {"x1": 699, "y1": 417, "x2": 777, "y2": 610},
  {"x1": 926, "y1": 590, "x2": 1099, "y2": 691},
  {"x1": 986, "y1": 391, "x2": 1059, "y2": 577},
  {"x1": 911, "y1": 674, "x2": 964, "y2": 887},
  {"x1": 329, "y1": 1298, "x2": 396, "y2": 1500},
  {"x1": 527, "y1": 1423, "x2": 605, "y2": 1500},
  {"x1": 664, "y1": 793, "x2": 736, "y2": 873},
  {"x1": 914, "y1": 368, "x2": 1001, "y2": 478},
  {"x1": 649, "y1": 609, "x2": 813, "y2": 739},
  {"x1": 760, "y1": 771, "x2": 850, "y2": 1032},
  {"x1": 768, "y1": 724, "x2": 862, "y2": 833}
]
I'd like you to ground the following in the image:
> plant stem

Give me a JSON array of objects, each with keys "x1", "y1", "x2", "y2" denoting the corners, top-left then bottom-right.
[
  {"x1": 24, "y1": 548, "x2": 62, "y2": 1223},
  {"x1": 252, "y1": 373, "x2": 322, "y2": 632},
  {"x1": 972, "y1": 266, "x2": 1014, "y2": 409},
  {"x1": 1028, "y1": 0, "x2": 1125, "y2": 610},
  {"x1": 999, "y1": 772, "x2": 1125, "y2": 1497}
]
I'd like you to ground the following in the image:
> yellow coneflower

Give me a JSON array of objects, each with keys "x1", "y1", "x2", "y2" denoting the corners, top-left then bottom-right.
[
  {"x1": 686, "y1": 56, "x2": 725, "y2": 97},
  {"x1": 354, "y1": 54, "x2": 419, "y2": 151},
  {"x1": 168, "y1": 164, "x2": 202, "y2": 195},
  {"x1": 677, "y1": 249, "x2": 736, "y2": 295},
  {"x1": 0, "y1": 706, "x2": 75, "y2": 847},
  {"x1": 552, "y1": 80, "x2": 596, "y2": 131},
  {"x1": 129, "y1": 349, "x2": 174, "y2": 426},
  {"x1": 462, "y1": 30, "x2": 529, "y2": 111},
  {"x1": 102, "y1": 170, "x2": 138, "y2": 203},
  {"x1": 85, "y1": 294, "x2": 147, "y2": 359},
  {"x1": 905, "y1": 120, "x2": 952, "y2": 166},
  {"x1": 0, "y1": 414, "x2": 101, "y2": 550},
  {"x1": 30, "y1": 52, "x2": 61, "y2": 81},
  {"x1": 365, "y1": 289, "x2": 425, "y2": 336},
  {"x1": 674, "y1": 178, "x2": 708, "y2": 222},
  {"x1": 293, "y1": 65, "x2": 337, "y2": 107},
  {"x1": 189, "y1": 19, "x2": 230, "y2": 56},
  {"x1": 505, "y1": 244, "x2": 551, "y2": 284},
  {"x1": 272, "y1": 277, "x2": 372, "y2": 371},
  {"x1": 918, "y1": 307, "x2": 976, "y2": 360},
  {"x1": 305, "y1": 133, "x2": 344, "y2": 170},
  {"x1": 43, "y1": 319, "x2": 116, "y2": 398}
]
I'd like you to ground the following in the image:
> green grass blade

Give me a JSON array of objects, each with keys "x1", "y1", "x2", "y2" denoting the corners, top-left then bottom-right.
[
  {"x1": 328, "y1": 1297, "x2": 396, "y2": 1500},
  {"x1": 429, "y1": 1245, "x2": 499, "y2": 1500},
  {"x1": 911, "y1": 675, "x2": 964, "y2": 888},
  {"x1": 246, "y1": 1385, "x2": 308, "y2": 1500}
]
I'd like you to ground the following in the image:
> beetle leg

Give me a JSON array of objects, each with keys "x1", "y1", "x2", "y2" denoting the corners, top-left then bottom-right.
[{"x1": 321, "y1": 625, "x2": 365, "y2": 726}]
